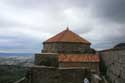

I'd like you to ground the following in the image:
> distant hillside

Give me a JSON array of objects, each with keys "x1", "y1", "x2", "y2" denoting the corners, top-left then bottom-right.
[
  {"x1": 0, "y1": 53, "x2": 34, "y2": 66},
  {"x1": 114, "y1": 43, "x2": 125, "y2": 48},
  {"x1": 0, "y1": 53, "x2": 33, "y2": 57},
  {"x1": 0, "y1": 53, "x2": 34, "y2": 83}
]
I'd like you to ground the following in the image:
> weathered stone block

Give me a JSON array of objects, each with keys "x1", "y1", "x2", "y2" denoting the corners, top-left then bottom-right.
[{"x1": 35, "y1": 53, "x2": 58, "y2": 67}]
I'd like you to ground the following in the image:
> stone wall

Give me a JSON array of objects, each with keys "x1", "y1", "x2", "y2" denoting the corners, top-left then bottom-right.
[
  {"x1": 59, "y1": 62, "x2": 99, "y2": 74},
  {"x1": 42, "y1": 42, "x2": 95, "y2": 54},
  {"x1": 100, "y1": 48, "x2": 125, "y2": 83},
  {"x1": 35, "y1": 53, "x2": 99, "y2": 75},
  {"x1": 25, "y1": 66, "x2": 98, "y2": 83},
  {"x1": 35, "y1": 53, "x2": 58, "y2": 67}
]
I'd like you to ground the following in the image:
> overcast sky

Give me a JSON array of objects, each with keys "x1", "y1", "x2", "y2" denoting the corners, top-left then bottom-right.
[{"x1": 0, "y1": 0, "x2": 125, "y2": 53}]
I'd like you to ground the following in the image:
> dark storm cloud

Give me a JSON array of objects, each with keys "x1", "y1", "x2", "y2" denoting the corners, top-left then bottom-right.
[{"x1": 93, "y1": 0, "x2": 125, "y2": 23}]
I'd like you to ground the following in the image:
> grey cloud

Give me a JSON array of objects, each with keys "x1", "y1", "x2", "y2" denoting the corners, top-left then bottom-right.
[
  {"x1": 0, "y1": 37, "x2": 41, "y2": 52},
  {"x1": 93, "y1": 0, "x2": 125, "y2": 23},
  {"x1": 0, "y1": 17, "x2": 21, "y2": 28},
  {"x1": 81, "y1": 22, "x2": 125, "y2": 50},
  {"x1": 1, "y1": 0, "x2": 91, "y2": 12},
  {"x1": 0, "y1": 0, "x2": 125, "y2": 52},
  {"x1": 74, "y1": 25, "x2": 94, "y2": 34}
]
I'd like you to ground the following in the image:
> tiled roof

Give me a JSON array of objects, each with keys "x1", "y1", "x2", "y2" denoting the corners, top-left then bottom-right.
[
  {"x1": 45, "y1": 28, "x2": 91, "y2": 44},
  {"x1": 58, "y1": 54, "x2": 100, "y2": 62}
]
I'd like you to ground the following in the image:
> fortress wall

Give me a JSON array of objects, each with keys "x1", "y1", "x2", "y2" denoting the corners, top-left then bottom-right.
[
  {"x1": 59, "y1": 62, "x2": 99, "y2": 74},
  {"x1": 100, "y1": 49, "x2": 125, "y2": 83},
  {"x1": 30, "y1": 66, "x2": 58, "y2": 83},
  {"x1": 26, "y1": 66, "x2": 97, "y2": 83}
]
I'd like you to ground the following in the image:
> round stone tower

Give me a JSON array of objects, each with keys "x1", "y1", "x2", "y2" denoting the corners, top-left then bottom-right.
[{"x1": 42, "y1": 28, "x2": 95, "y2": 54}]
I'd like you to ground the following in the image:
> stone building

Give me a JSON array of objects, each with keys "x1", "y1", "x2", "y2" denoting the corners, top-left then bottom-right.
[
  {"x1": 17, "y1": 28, "x2": 100, "y2": 83},
  {"x1": 35, "y1": 28, "x2": 100, "y2": 70},
  {"x1": 42, "y1": 28, "x2": 95, "y2": 54}
]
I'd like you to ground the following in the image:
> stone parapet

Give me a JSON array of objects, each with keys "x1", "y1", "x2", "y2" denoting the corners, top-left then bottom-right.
[{"x1": 100, "y1": 49, "x2": 125, "y2": 83}]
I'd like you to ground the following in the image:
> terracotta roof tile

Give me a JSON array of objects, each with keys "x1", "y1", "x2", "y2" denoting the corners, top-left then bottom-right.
[
  {"x1": 45, "y1": 28, "x2": 91, "y2": 44},
  {"x1": 58, "y1": 54, "x2": 100, "y2": 62}
]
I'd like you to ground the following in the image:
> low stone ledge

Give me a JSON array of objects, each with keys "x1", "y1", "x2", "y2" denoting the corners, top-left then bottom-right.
[{"x1": 14, "y1": 77, "x2": 26, "y2": 83}]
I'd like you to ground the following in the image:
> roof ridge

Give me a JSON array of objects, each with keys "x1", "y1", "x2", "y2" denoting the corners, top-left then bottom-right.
[
  {"x1": 45, "y1": 28, "x2": 91, "y2": 44},
  {"x1": 57, "y1": 29, "x2": 69, "y2": 41}
]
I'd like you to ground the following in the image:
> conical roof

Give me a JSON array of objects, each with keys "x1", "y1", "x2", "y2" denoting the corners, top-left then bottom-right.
[{"x1": 45, "y1": 28, "x2": 91, "y2": 44}]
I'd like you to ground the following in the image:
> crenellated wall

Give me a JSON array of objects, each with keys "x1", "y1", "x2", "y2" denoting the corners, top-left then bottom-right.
[{"x1": 100, "y1": 48, "x2": 125, "y2": 83}]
